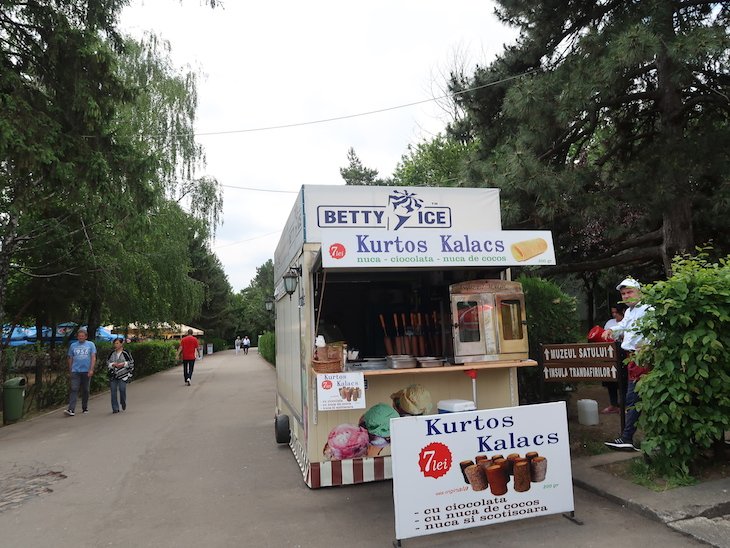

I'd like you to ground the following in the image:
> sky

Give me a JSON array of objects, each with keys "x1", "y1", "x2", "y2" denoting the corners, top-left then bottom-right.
[{"x1": 120, "y1": 1, "x2": 517, "y2": 292}]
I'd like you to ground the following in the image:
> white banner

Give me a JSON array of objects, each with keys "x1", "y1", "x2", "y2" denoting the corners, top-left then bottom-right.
[
  {"x1": 321, "y1": 230, "x2": 556, "y2": 268},
  {"x1": 391, "y1": 402, "x2": 573, "y2": 540},
  {"x1": 316, "y1": 372, "x2": 366, "y2": 411}
]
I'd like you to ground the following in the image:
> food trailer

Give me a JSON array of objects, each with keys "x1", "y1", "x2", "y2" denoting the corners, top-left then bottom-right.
[{"x1": 273, "y1": 185, "x2": 555, "y2": 488}]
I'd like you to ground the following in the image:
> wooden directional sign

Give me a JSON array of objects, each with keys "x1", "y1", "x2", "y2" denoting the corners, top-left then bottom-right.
[{"x1": 540, "y1": 342, "x2": 620, "y2": 382}]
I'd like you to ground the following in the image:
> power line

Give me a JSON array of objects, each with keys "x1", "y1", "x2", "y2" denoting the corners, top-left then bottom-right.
[
  {"x1": 213, "y1": 230, "x2": 281, "y2": 250},
  {"x1": 220, "y1": 184, "x2": 298, "y2": 193},
  {"x1": 194, "y1": 70, "x2": 535, "y2": 137}
]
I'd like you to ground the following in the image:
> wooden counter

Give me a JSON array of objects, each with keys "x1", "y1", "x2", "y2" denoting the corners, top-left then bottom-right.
[{"x1": 355, "y1": 359, "x2": 537, "y2": 377}]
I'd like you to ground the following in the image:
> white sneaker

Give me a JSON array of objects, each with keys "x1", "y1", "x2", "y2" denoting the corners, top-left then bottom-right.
[{"x1": 65, "y1": 409, "x2": 75, "y2": 416}]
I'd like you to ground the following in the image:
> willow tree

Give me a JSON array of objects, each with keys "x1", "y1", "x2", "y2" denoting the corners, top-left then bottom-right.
[{"x1": 452, "y1": 1, "x2": 730, "y2": 277}]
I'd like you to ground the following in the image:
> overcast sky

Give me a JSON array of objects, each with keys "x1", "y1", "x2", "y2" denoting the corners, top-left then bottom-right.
[{"x1": 120, "y1": 1, "x2": 516, "y2": 292}]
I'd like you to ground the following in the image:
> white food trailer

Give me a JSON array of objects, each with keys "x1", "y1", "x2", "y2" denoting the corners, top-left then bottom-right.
[{"x1": 273, "y1": 185, "x2": 555, "y2": 488}]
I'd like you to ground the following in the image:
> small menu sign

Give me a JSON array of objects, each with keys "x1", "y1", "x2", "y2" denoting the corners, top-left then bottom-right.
[{"x1": 316, "y1": 372, "x2": 366, "y2": 411}]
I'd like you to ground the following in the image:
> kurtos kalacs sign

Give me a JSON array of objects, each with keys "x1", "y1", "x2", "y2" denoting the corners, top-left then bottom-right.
[
  {"x1": 391, "y1": 402, "x2": 574, "y2": 541},
  {"x1": 540, "y1": 342, "x2": 620, "y2": 382}
]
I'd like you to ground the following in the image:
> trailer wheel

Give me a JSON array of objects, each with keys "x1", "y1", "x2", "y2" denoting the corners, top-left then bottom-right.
[{"x1": 275, "y1": 414, "x2": 290, "y2": 444}]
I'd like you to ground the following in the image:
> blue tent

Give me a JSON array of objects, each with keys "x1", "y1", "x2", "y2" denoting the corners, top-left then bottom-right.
[
  {"x1": 2, "y1": 323, "x2": 122, "y2": 344},
  {"x1": 95, "y1": 326, "x2": 123, "y2": 341}
]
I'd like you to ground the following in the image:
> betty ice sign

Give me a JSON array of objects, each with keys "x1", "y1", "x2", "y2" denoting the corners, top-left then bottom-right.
[
  {"x1": 274, "y1": 186, "x2": 555, "y2": 280},
  {"x1": 391, "y1": 402, "x2": 573, "y2": 540}
]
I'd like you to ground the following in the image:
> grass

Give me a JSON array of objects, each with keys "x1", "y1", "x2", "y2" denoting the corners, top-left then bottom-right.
[{"x1": 625, "y1": 459, "x2": 698, "y2": 491}]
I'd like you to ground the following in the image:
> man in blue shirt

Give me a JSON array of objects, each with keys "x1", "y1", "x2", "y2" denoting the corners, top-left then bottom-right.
[{"x1": 65, "y1": 328, "x2": 97, "y2": 416}]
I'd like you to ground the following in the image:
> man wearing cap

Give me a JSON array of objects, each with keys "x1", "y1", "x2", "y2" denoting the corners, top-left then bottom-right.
[
  {"x1": 602, "y1": 277, "x2": 652, "y2": 451},
  {"x1": 65, "y1": 328, "x2": 97, "y2": 416}
]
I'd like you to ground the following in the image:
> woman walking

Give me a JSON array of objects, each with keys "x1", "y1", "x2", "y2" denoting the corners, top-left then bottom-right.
[{"x1": 107, "y1": 338, "x2": 134, "y2": 413}]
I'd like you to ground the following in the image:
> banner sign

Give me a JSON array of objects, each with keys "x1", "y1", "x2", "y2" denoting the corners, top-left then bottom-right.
[
  {"x1": 321, "y1": 230, "x2": 556, "y2": 268},
  {"x1": 316, "y1": 372, "x2": 366, "y2": 411},
  {"x1": 541, "y1": 343, "x2": 619, "y2": 382},
  {"x1": 391, "y1": 402, "x2": 573, "y2": 540}
]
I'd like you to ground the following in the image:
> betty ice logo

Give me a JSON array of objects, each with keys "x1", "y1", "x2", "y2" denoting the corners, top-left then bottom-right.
[{"x1": 387, "y1": 190, "x2": 423, "y2": 230}]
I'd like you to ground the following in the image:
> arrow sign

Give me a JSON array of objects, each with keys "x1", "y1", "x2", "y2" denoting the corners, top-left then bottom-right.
[{"x1": 540, "y1": 342, "x2": 621, "y2": 383}]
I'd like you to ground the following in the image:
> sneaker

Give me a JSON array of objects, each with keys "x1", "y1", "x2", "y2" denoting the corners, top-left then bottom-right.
[
  {"x1": 604, "y1": 437, "x2": 638, "y2": 451},
  {"x1": 64, "y1": 409, "x2": 75, "y2": 417},
  {"x1": 121, "y1": 403, "x2": 126, "y2": 411},
  {"x1": 82, "y1": 410, "x2": 89, "y2": 414},
  {"x1": 185, "y1": 380, "x2": 190, "y2": 386},
  {"x1": 600, "y1": 406, "x2": 620, "y2": 414},
  {"x1": 112, "y1": 410, "x2": 120, "y2": 414}
]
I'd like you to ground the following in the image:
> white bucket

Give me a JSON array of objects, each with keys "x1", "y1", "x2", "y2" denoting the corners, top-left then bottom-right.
[{"x1": 577, "y1": 399, "x2": 599, "y2": 425}]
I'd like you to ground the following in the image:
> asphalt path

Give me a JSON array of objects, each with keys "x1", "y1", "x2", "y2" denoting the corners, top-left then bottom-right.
[{"x1": 0, "y1": 349, "x2": 703, "y2": 547}]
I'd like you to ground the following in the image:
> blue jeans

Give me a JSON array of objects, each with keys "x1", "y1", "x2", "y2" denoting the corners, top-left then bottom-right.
[
  {"x1": 622, "y1": 380, "x2": 640, "y2": 442},
  {"x1": 110, "y1": 378, "x2": 127, "y2": 412},
  {"x1": 68, "y1": 372, "x2": 90, "y2": 412}
]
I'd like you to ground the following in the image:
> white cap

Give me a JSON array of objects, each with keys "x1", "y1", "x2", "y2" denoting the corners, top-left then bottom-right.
[{"x1": 616, "y1": 277, "x2": 640, "y2": 291}]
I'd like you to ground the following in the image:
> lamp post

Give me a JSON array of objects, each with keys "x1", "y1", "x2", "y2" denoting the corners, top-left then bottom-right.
[
  {"x1": 283, "y1": 266, "x2": 301, "y2": 299},
  {"x1": 264, "y1": 297, "x2": 274, "y2": 312}
]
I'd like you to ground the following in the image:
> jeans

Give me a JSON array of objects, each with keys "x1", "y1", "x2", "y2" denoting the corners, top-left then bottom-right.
[
  {"x1": 183, "y1": 359, "x2": 195, "y2": 381},
  {"x1": 110, "y1": 378, "x2": 127, "y2": 412},
  {"x1": 69, "y1": 372, "x2": 90, "y2": 412},
  {"x1": 622, "y1": 380, "x2": 641, "y2": 442}
]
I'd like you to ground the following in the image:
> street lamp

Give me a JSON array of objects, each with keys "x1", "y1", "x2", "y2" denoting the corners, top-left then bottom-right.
[
  {"x1": 283, "y1": 266, "x2": 301, "y2": 298},
  {"x1": 264, "y1": 297, "x2": 274, "y2": 312}
]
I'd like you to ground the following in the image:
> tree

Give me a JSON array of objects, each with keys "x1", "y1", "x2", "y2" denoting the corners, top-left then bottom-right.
[
  {"x1": 188, "y1": 229, "x2": 234, "y2": 339},
  {"x1": 1, "y1": 3, "x2": 224, "y2": 344},
  {"x1": 1, "y1": 0, "x2": 157, "y2": 338},
  {"x1": 391, "y1": 134, "x2": 476, "y2": 187},
  {"x1": 451, "y1": 1, "x2": 730, "y2": 277},
  {"x1": 339, "y1": 148, "x2": 389, "y2": 186},
  {"x1": 232, "y1": 260, "x2": 274, "y2": 340}
]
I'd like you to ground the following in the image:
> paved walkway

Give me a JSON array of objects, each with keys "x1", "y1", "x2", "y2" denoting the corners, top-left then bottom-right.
[{"x1": 0, "y1": 349, "x2": 722, "y2": 547}]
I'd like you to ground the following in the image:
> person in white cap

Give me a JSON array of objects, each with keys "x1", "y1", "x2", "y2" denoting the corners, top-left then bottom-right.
[{"x1": 602, "y1": 277, "x2": 652, "y2": 451}]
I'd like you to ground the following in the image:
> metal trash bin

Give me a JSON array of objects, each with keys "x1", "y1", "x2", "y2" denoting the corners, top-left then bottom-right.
[{"x1": 2, "y1": 377, "x2": 27, "y2": 423}]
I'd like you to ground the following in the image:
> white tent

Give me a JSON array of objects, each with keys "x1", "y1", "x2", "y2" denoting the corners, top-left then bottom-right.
[{"x1": 113, "y1": 323, "x2": 204, "y2": 339}]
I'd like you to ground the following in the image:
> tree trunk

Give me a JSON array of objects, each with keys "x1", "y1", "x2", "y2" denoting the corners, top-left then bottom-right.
[
  {"x1": 0, "y1": 212, "x2": 20, "y2": 381},
  {"x1": 87, "y1": 297, "x2": 102, "y2": 343},
  {"x1": 662, "y1": 200, "x2": 694, "y2": 275},
  {"x1": 35, "y1": 317, "x2": 44, "y2": 403},
  {"x1": 655, "y1": 5, "x2": 694, "y2": 275}
]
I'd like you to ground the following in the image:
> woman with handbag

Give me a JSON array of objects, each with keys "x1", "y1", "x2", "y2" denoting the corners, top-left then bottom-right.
[{"x1": 107, "y1": 338, "x2": 134, "y2": 413}]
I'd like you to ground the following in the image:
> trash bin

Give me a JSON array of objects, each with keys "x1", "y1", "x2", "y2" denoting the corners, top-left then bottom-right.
[{"x1": 2, "y1": 377, "x2": 27, "y2": 423}]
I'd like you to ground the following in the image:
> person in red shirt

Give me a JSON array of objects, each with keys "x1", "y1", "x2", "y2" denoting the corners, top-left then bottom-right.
[{"x1": 176, "y1": 329, "x2": 200, "y2": 386}]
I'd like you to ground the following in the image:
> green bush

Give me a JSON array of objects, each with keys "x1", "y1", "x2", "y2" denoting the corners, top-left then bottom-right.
[
  {"x1": 517, "y1": 275, "x2": 581, "y2": 403},
  {"x1": 258, "y1": 331, "x2": 275, "y2": 365},
  {"x1": 637, "y1": 252, "x2": 730, "y2": 480}
]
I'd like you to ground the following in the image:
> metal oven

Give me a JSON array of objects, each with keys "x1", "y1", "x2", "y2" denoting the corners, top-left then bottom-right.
[{"x1": 449, "y1": 280, "x2": 529, "y2": 363}]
